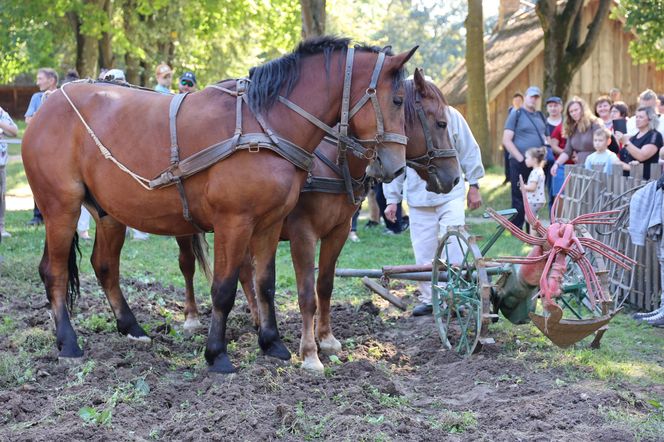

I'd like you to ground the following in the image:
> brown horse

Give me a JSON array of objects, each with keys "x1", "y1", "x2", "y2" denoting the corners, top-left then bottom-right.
[
  {"x1": 22, "y1": 36, "x2": 416, "y2": 373},
  {"x1": 178, "y1": 69, "x2": 460, "y2": 371}
]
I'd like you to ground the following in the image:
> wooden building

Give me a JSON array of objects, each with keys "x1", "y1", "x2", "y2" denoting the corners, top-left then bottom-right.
[{"x1": 441, "y1": 1, "x2": 664, "y2": 166}]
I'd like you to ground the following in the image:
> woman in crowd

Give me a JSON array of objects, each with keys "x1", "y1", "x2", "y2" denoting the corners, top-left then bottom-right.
[
  {"x1": 551, "y1": 97, "x2": 618, "y2": 176},
  {"x1": 594, "y1": 95, "x2": 613, "y2": 129},
  {"x1": 616, "y1": 106, "x2": 663, "y2": 180}
]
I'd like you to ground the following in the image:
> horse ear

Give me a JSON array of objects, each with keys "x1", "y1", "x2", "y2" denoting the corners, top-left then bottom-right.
[
  {"x1": 414, "y1": 68, "x2": 427, "y2": 97},
  {"x1": 390, "y1": 46, "x2": 419, "y2": 71}
]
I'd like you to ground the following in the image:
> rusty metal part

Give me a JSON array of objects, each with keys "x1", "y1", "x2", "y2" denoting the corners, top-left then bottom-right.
[{"x1": 529, "y1": 303, "x2": 622, "y2": 348}]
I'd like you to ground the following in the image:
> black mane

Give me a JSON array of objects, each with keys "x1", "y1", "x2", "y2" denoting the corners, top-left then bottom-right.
[
  {"x1": 404, "y1": 79, "x2": 448, "y2": 126},
  {"x1": 247, "y1": 36, "x2": 404, "y2": 115}
]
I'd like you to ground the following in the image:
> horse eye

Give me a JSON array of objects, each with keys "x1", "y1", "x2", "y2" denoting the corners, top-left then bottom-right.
[
  {"x1": 437, "y1": 120, "x2": 447, "y2": 129},
  {"x1": 393, "y1": 96, "x2": 403, "y2": 106}
]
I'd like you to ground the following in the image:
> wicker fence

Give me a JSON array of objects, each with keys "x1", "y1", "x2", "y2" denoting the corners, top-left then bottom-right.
[{"x1": 559, "y1": 163, "x2": 662, "y2": 311}]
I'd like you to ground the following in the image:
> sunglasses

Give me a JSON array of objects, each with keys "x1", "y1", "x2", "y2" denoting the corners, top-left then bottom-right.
[{"x1": 180, "y1": 80, "x2": 194, "y2": 87}]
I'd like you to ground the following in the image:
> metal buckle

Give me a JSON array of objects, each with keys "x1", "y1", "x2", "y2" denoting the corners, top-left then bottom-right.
[
  {"x1": 365, "y1": 87, "x2": 376, "y2": 96},
  {"x1": 248, "y1": 142, "x2": 260, "y2": 153}
]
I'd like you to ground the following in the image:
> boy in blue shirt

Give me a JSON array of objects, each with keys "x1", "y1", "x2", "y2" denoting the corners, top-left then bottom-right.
[{"x1": 584, "y1": 127, "x2": 629, "y2": 174}]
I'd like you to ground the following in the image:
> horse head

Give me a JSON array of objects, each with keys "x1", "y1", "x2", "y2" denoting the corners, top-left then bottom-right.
[{"x1": 404, "y1": 68, "x2": 460, "y2": 194}]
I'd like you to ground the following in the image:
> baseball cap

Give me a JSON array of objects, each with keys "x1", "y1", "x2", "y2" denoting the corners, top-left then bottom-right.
[
  {"x1": 546, "y1": 96, "x2": 562, "y2": 104},
  {"x1": 525, "y1": 86, "x2": 542, "y2": 97},
  {"x1": 155, "y1": 63, "x2": 172, "y2": 77},
  {"x1": 180, "y1": 71, "x2": 197, "y2": 85},
  {"x1": 105, "y1": 69, "x2": 126, "y2": 82}
]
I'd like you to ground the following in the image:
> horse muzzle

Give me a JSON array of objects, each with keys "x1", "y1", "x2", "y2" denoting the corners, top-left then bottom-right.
[
  {"x1": 366, "y1": 144, "x2": 406, "y2": 183},
  {"x1": 425, "y1": 172, "x2": 459, "y2": 194}
]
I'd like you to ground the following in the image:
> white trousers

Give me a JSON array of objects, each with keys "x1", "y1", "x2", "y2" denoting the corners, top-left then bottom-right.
[{"x1": 409, "y1": 197, "x2": 466, "y2": 304}]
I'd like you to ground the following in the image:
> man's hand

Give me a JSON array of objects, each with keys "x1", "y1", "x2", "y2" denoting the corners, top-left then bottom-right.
[
  {"x1": 467, "y1": 186, "x2": 482, "y2": 210},
  {"x1": 384, "y1": 204, "x2": 398, "y2": 223}
]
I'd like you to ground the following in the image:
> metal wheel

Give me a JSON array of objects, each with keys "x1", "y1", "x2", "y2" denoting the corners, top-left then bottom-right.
[{"x1": 431, "y1": 229, "x2": 491, "y2": 356}]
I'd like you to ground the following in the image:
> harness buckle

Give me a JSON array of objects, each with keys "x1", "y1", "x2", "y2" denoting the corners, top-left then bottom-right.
[
  {"x1": 248, "y1": 142, "x2": 260, "y2": 153},
  {"x1": 365, "y1": 87, "x2": 376, "y2": 96}
]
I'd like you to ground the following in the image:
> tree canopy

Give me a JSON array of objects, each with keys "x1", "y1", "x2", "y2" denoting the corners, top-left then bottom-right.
[{"x1": 615, "y1": 0, "x2": 664, "y2": 69}]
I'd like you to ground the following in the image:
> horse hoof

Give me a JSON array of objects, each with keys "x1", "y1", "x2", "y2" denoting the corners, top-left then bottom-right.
[
  {"x1": 208, "y1": 353, "x2": 236, "y2": 374},
  {"x1": 301, "y1": 356, "x2": 324, "y2": 373},
  {"x1": 318, "y1": 336, "x2": 342, "y2": 354},
  {"x1": 264, "y1": 340, "x2": 292, "y2": 361},
  {"x1": 183, "y1": 318, "x2": 202, "y2": 331},
  {"x1": 58, "y1": 355, "x2": 84, "y2": 366},
  {"x1": 127, "y1": 334, "x2": 152, "y2": 344}
]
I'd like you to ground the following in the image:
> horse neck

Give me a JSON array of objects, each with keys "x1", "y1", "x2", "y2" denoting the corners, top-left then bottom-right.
[
  {"x1": 316, "y1": 142, "x2": 368, "y2": 180},
  {"x1": 266, "y1": 54, "x2": 346, "y2": 153}
]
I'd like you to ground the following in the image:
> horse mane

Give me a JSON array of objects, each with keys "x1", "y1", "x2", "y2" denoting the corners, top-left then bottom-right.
[
  {"x1": 247, "y1": 36, "x2": 405, "y2": 115},
  {"x1": 404, "y1": 79, "x2": 448, "y2": 126}
]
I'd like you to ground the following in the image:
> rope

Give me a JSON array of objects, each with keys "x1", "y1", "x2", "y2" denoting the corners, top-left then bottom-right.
[{"x1": 60, "y1": 82, "x2": 153, "y2": 190}]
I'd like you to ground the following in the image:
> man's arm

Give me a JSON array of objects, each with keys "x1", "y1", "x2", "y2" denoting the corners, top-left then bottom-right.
[
  {"x1": 383, "y1": 171, "x2": 406, "y2": 222},
  {"x1": 502, "y1": 130, "x2": 523, "y2": 162},
  {"x1": 0, "y1": 109, "x2": 18, "y2": 137}
]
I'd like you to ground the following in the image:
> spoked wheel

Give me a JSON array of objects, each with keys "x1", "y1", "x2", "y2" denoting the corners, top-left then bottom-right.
[{"x1": 431, "y1": 229, "x2": 491, "y2": 356}]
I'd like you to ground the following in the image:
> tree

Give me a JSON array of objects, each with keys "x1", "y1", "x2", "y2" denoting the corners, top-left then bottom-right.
[
  {"x1": 536, "y1": 0, "x2": 612, "y2": 102},
  {"x1": 465, "y1": 0, "x2": 491, "y2": 164},
  {"x1": 615, "y1": 0, "x2": 664, "y2": 69},
  {"x1": 300, "y1": 0, "x2": 325, "y2": 38}
]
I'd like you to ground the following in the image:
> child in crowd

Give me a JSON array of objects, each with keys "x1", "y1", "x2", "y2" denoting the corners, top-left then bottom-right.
[
  {"x1": 585, "y1": 127, "x2": 630, "y2": 174},
  {"x1": 521, "y1": 147, "x2": 547, "y2": 218}
]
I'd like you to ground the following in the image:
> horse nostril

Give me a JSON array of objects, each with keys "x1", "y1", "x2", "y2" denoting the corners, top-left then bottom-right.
[{"x1": 453, "y1": 177, "x2": 460, "y2": 186}]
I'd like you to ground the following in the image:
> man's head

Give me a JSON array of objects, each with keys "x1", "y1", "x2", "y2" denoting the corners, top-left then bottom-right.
[
  {"x1": 638, "y1": 89, "x2": 658, "y2": 109},
  {"x1": 512, "y1": 92, "x2": 524, "y2": 110},
  {"x1": 609, "y1": 87, "x2": 621, "y2": 102},
  {"x1": 592, "y1": 127, "x2": 611, "y2": 152},
  {"x1": 179, "y1": 71, "x2": 197, "y2": 93},
  {"x1": 524, "y1": 86, "x2": 541, "y2": 111},
  {"x1": 36, "y1": 68, "x2": 58, "y2": 91},
  {"x1": 594, "y1": 95, "x2": 612, "y2": 120},
  {"x1": 658, "y1": 94, "x2": 664, "y2": 115},
  {"x1": 546, "y1": 96, "x2": 563, "y2": 118},
  {"x1": 155, "y1": 63, "x2": 173, "y2": 87}
]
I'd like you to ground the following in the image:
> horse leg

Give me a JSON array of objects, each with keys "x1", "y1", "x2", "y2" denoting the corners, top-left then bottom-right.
[
  {"x1": 251, "y1": 227, "x2": 291, "y2": 361},
  {"x1": 238, "y1": 251, "x2": 260, "y2": 330},
  {"x1": 41, "y1": 212, "x2": 84, "y2": 359},
  {"x1": 290, "y1": 230, "x2": 322, "y2": 371},
  {"x1": 38, "y1": 241, "x2": 56, "y2": 331},
  {"x1": 91, "y1": 216, "x2": 150, "y2": 342},
  {"x1": 175, "y1": 236, "x2": 202, "y2": 330},
  {"x1": 205, "y1": 225, "x2": 252, "y2": 374},
  {"x1": 316, "y1": 223, "x2": 349, "y2": 355}
]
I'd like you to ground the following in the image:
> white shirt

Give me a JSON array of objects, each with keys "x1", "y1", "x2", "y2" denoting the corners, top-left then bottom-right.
[{"x1": 383, "y1": 106, "x2": 485, "y2": 208}]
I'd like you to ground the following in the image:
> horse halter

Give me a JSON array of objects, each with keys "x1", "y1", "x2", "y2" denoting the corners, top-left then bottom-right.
[
  {"x1": 406, "y1": 90, "x2": 458, "y2": 174},
  {"x1": 277, "y1": 47, "x2": 408, "y2": 159}
]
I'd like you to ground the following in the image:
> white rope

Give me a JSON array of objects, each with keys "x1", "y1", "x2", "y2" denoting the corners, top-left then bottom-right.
[{"x1": 60, "y1": 81, "x2": 153, "y2": 190}]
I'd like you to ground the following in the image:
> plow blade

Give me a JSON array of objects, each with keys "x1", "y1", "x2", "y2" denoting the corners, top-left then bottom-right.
[{"x1": 529, "y1": 304, "x2": 621, "y2": 348}]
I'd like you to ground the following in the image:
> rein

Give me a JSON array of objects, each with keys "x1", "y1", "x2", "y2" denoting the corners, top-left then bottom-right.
[{"x1": 405, "y1": 90, "x2": 457, "y2": 175}]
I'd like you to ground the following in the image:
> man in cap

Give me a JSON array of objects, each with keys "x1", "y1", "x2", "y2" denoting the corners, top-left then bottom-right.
[
  {"x1": 502, "y1": 86, "x2": 548, "y2": 229},
  {"x1": 178, "y1": 71, "x2": 197, "y2": 93}
]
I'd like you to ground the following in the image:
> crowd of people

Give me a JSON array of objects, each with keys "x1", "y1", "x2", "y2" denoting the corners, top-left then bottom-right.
[
  {"x1": 502, "y1": 87, "x2": 664, "y2": 228},
  {"x1": 0, "y1": 64, "x2": 198, "y2": 241}
]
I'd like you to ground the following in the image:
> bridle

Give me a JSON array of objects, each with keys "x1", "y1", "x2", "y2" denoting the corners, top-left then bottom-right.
[{"x1": 406, "y1": 90, "x2": 457, "y2": 175}]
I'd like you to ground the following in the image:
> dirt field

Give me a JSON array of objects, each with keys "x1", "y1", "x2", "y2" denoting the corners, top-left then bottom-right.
[{"x1": 1, "y1": 275, "x2": 662, "y2": 441}]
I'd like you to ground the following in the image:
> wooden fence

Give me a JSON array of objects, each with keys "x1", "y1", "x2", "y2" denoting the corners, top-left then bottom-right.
[{"x1": 559, "y1": 163, "x2": 662, "y2": 311}]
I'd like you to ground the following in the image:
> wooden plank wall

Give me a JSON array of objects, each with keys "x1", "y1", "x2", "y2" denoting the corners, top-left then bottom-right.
[{"x1": 559, "y1": 164, "x2": 662, "y2": 311}]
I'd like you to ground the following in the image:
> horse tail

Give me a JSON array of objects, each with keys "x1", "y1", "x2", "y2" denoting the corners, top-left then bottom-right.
[
  {"x1": 67, "y1": 232, "x2": 82, "y2": 313},
  {"x1": 192, "y1": 233, "x2": 212, "y2": 283}
]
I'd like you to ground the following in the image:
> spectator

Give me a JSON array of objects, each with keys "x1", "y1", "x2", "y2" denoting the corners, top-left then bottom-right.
[
  {"x1": 545, "y1": 96, "x2": 563, "y2": 206},
  {"x1": 658, "y1": 94, "x2": 664, "y2": 115},
  {"x1": 503, "y1": 92, "x2": 524, "y2": 185},
  {"x1": 348, "y1": 209, "x2": 360, "y2": 242},
  {"x1": 584, "y1": 127, "x2": 629, "y2": 174},
  {"x1": 364, "y1": 188, "x2": 380, "y2": 228},
  {"x1": 594, "y1": 95, "x2": 613, "y2": 129},
  {"x1": 25, "y1": 67, "x2": 58, "y2": 226},
  {"x1": 502, "y1": 86, "x2": 547, "y2": 229},
  {"x1": 178, "y1": 71, "x2": 197, "y2": 93},
  {"x1": 609, "y1": 87, "x2": 622, "y2": 103},
  {"x1": 374, "y1": 182, "x2": 408, "y2": 234},
  {"x1": 626, "y1": 89, "x2": 664, "y2": 137},
  {"x1": 521, "y1": 147, "x2": 546, "y2": 220},
  {"x1": 616, "y1": 106, "x2": 663, "y2": 180},
  {"x1": 105, "y1": 69, "x2": 126, "y2": 82},
  {"x1": 0, "y1": 106, "x2": 18, "y2": 238},
  {"x1": 154, "y1": 63, "x2": 173, "y2": 94},
  {"x1": 610, "y1": 101, "x2": 629, "y2": 121},
  {"x1": 384, "y1": 106, "x2": 484, "y2": 316},
  {"x1": 63, "y1": 69, "x2": 79, "y2": 84},
  {"x1": 551, "y1": 96, "x2": 619, "y2": 178},
  {"x1": 549, "y1": 98, "x2": 572, "y2": 199}
]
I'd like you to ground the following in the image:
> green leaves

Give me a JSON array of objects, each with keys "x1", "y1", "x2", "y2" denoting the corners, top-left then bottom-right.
[{"x1": 615, "y1": 0, "x2": 664, "y2": 68}]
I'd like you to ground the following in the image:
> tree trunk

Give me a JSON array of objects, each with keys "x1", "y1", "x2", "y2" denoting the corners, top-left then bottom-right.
[
  {"x1": 67, "y1": 11, "x2": 99, "y2": 79},
  {"x1": 300, "y1": 0, "x2": 326, "y2": 39},
  {"x1": 465, "y1": 0, "x2": 491, "y2": 165},
  {"x1": 99, "y1": 0, "x2": 114, "y2": 69},
  {"x1": 537, "y1": 0, "x2": 612, "y2": 102}
]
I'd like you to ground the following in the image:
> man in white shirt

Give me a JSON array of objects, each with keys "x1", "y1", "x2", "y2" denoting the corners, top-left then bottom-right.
[
  {"x1": 626, "y1": 89, "x2": 664, "y2": 137},
  {"x1": 383, "y1": 106, "x2": 485, "y2": 316}
]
